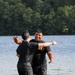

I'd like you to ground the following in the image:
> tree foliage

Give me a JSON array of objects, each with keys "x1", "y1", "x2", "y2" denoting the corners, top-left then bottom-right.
[{"x1": 0, "y1": 0, "x2": 75, "y2": 35}]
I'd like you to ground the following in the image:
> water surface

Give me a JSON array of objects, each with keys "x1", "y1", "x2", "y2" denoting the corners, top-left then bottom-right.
[{"x1": 0, "y1": 35, "x2": 75, "y2": 75}]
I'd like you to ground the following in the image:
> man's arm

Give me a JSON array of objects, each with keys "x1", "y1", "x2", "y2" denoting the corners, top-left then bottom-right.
[
  {"x1": 38, "y1": 41, "x2": 57, "y2": 48},
  {"x1": 47, "y1": 51, "x2": 53, "y2": 63},
  {"x1": 13, "y1": 36, "x2": 22, "y2": 45}
]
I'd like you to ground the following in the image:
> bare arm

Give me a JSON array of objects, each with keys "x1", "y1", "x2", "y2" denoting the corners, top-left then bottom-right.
[
  {"x1": 47, "y1": 51, "x2": 53, "y2": 63},
  {"x1": 38, "y1": 41, "x2": 57, "y2": 48},
  {"x1": 13, "y1": 36, "x2": 22, "y2": 45}
]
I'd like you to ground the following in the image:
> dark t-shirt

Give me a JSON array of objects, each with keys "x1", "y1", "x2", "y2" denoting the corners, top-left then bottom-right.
[
  {"x1": 16, "y1": 41, "x2": 38, "y2": 63},
  {"x1": 30, "y1": 39, "x2": 51, "y2": 67}
]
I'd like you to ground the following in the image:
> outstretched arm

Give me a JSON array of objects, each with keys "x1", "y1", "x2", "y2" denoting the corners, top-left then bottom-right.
[
  {"x1": 13, "y1": 36, "x2": 22, "y2": 45},
  {"x1": 38, "y1": 41, "x2": 57, "y2": 48}
]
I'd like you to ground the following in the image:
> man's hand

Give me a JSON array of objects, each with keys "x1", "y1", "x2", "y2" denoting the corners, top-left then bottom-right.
[
  {"x1": 13, "y1": 36, "x2": 22, "y2": 44},
  {"x1": 16, "y1": 53, "x2": 20, "y2": 57},
  {"x1": 49, "y1": 59, "x2": 53, "y2": 63},
  {"x1": 52, "y1": 41, "x2": 57, "y2": 45},
  {"x1": 13, "y1": 36, "x2": 18, "y2": 40}
]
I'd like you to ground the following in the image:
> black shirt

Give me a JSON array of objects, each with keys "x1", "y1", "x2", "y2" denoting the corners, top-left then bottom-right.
[
  {"x1": 30, "y1": 39, "x2": 51, "y2": 67},
  {"x1": 16, "y1": 41, "x2": 38, "y2": 63}
]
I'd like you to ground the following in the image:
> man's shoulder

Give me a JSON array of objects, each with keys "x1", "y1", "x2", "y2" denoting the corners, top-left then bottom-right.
[
  {"x1": 40, "y1": 40, "x2": 45, "y2": 43},
  {"x1": 30, "y1": 39, "x2": 45, "y2": 43},
  {"x1": 30, "y1": 39, "x2": 35, "y2": 42}
]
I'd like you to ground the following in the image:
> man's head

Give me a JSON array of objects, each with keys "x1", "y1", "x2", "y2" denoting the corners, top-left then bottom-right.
[
  {"x1": 35, "y1": 29, "x2": 43, "y2": 41},
  {"x1": 21, "y1": 30, "x2": 30, "y2": 40}
]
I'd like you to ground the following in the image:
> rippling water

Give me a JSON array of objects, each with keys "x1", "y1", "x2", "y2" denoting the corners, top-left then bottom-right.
[{"x1": 0, "y1": 35, "x2": 75, "y2": 75}]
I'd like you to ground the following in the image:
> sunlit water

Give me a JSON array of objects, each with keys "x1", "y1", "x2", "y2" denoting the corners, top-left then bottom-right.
[{"x1": 0, "y1": 35, "x2": 75, "y2": 75}]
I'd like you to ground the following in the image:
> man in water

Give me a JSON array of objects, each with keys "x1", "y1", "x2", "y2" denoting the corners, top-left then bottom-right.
[{"x1": 13, "y1": 29, "x2": 54, "y2": 75}]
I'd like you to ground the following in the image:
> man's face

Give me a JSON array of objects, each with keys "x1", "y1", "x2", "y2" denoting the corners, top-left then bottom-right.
[{"x1": 35, "y1": 32, "x2": 43, "y2": 41}]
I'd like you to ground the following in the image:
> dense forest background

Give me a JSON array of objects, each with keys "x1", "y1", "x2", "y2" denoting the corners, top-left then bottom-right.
[{"x1": 0, "y1": 0, "x2": 75, "y2": 35}]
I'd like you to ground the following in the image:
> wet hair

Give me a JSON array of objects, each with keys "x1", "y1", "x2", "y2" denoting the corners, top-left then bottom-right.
[{"x1": 21, "y1": 30, "x2": 30, "y2": 40}]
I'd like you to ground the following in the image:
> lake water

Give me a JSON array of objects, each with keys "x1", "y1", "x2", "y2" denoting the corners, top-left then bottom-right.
[{"x1": 0, "y1": 35, "x2": 75, "y2": 75}]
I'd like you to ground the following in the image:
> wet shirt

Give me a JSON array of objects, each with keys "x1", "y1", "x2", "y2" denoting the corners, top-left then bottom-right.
[
  {"x1": 30, "y1": 39, "x2": 51, "y2": 67},
  {"x1": 16, "y1": 41, "x2": 38, "y2": 63}
]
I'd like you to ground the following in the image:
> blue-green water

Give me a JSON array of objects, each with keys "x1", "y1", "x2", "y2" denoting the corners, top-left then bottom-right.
[{"x1": 0, "y1": 35, "x2": 75, "y2": 75}]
